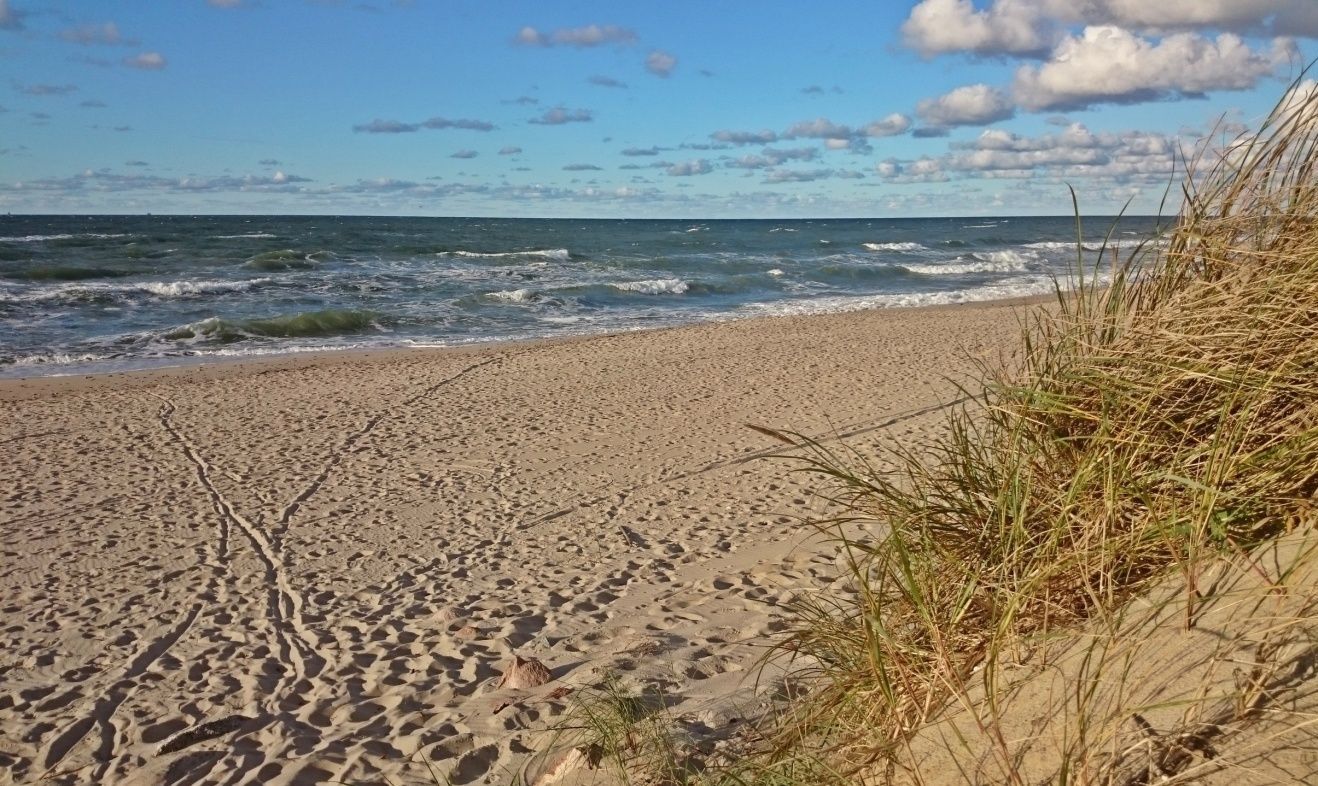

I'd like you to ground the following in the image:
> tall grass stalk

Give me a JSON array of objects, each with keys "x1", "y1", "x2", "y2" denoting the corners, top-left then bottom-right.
[{"x1": 730, "y1": 75, "x2": 1318, "y2": 784}]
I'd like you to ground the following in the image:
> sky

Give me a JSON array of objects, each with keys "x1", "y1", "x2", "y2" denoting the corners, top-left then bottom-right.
[{"x1": 0, "y1": 1, "x2": 1314, "y2": 218}]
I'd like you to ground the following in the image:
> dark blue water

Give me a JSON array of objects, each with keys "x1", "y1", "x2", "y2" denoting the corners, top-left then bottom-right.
[{"x1": 0, "y1": 215, "x2": 1165, "y2": 376}]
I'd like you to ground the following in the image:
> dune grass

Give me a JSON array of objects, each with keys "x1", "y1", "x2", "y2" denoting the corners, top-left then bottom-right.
[
  {"x1": 523, "y1": 76, "x2": 1318, "y2": 786},
  {"x1": 709, "y1": 74, "x2": 1318, "y2": 786}
]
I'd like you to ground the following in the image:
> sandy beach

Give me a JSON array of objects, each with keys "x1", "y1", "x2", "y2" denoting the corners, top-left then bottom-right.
[{"x1": 0, "y1": 299, "x2": 1036, "y2": 785}]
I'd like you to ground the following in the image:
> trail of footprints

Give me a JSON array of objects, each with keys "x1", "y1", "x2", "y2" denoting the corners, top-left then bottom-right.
[{"x1": 0, "y1": 360, "x2": 868, "y2": 786}]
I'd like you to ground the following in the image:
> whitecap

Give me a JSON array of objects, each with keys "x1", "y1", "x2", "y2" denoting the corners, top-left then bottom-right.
[
  {"x1": 611, "y1": 278, "x2": 689, "y2": 295},
  {"x1": 0, "y1": 233, "x2": 129, "y2": 242},
  {"x1": 863, "y1": 242, "x2": 927, "y2": 252},
  {"x1": 487, "y1": 288, "x2": 537, "y2": 303},
  {"x1": 448, "y1": 248, "x2": 570, "y2": 261}
]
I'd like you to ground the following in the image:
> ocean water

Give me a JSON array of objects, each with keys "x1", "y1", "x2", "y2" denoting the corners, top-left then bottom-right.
[{"x1": 0, "y1": 214, "x2": 1164, "y2": 377}]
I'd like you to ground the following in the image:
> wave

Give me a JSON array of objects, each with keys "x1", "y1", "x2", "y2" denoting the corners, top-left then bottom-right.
[
  {"x1": 610, "y1": 278, "x2": 689, "y2": 295},
  {"x1": 486, "y1": 288, "x2": 538, "y2": 303},
  {"x1": 214, "y1": 233, "x2": 278, "y2": 239},
  {"x1": 163, "y1": 308, "x2": 386, "y2": 343},
  {"x1": 0, "y1": 277, "x2": 271, "y2": 304},
  {"x1": 901, "y1": 250, "x2": 1039, "y2": 276},
  {"x1": 739, "y1": 277, "x2": 1063, "y2": 318},
  {"x1": 0, "y1": 233, "x2": 129, "y2": 243},
  {"x1": 863, "y1": 242, "x2": 927, "y2": 252},
  {"x1": 139, "y1": 278, "x2": 273, "y2": 297},
  {"x1": 4, "y1": 266, "x2": 131, "y2": 281},
  {"x1": 446, "y1": 248, "x2": 570, "y2": 261}
]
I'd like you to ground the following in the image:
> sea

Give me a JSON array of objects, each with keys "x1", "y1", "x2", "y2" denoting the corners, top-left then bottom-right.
[{"x1": 0, "y1": 215, "x2": 1165, "y2": 378}]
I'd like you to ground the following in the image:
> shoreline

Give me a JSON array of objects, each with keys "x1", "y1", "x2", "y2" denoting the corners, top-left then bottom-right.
[
  {"x1": 1, "y1": 295, "x2": 1040, "y2": 785},
  {"x1": 0, "y1": 292, "x2": 1052, "y2": 397}
]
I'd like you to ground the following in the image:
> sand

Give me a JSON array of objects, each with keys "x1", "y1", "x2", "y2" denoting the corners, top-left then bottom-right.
[{"x1": 0, "y1": 300, "x2": 1036, "y2": 785}]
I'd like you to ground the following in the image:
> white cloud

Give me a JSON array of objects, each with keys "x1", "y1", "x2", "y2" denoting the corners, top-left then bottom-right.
[
  {"x1": 646, "y1": 50, "x2": 677, "y2": 77},
  {"x1": 667, "y1": 159, "x2": 711, "y2": 176},
  {"x1": 528, "y1": 107, "x2": 593, "y2": 125},
  {"x1": 903, "y1": 0, "x2": 1056, "y2": 57},
  {"x1": 1013, "y1": 26, "x2": 1296, "y2": 111},
  {"x1": 917, "y1": 84, "x2": 1015, "y2": 127},
  {"x1": 902, "y1": 0, "x2": 1318, "y2": 59},
  {"x1": 784, "y1": 117, "x2": 853, "y2": 140},
  {"x1": 124, "y1": 51, "x2": 167, "y2": 70},
  {"x1": 515, "y1": 24, "x2": 637, "y2": 48},
  {"x1": 354, "y1": 119, "x2": 418, "y2": 133},
  {"x1": 711, "y1": 129, "x2": 778, "y2": 145},
  {"x1": 864, "y1": 113, "x2": 913, "y2": 137},
  {"x1": 933, "y1": 122, "x2": 1176, "y2": 183}
]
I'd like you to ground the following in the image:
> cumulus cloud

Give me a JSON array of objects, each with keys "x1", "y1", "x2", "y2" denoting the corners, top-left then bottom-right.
[
  {"x1": 726, "y1": 147, "x2": 820, "y2": 169},
  {"x1": 354, "y1": 118, "x2": 418, "y2": 133},
  {"x1": 59, "y1": 22, "x2": 134, "y2": 46},
  {"x1": 529, "y1": 107, "x2": 593, "y2": 125},
  {"x1": 903, "y1": 0, "x2": 1056, "y2": 57},
  {"x1": 645, "y1": 50, "x2": 677, "y2": 77},
  {"x1": 422, "y1": 116, "x2": 496, "y2": 131},
  {"x1": 515, "y1": 24, "x2": 637, "y2": 48},
  {"x1": 902, "y1": 0, "x2": 1318, "y2": 59},
  {"x1": 124, "y1": 51, "x2": 167, "y2": 70},
  {"x1": 711, "y1": 129, "x2": 778, "y2": 145},
  {"x1": 498, "y1": 146, "x2": 522, "y2": 155},
  {"x1": 763, "y1": 168, "x2": 835, "y2": 183},
  {"x1": 1013, "y1": 26, "x2": 1296, "y2": 111},
  {"x1": 450, "y1": 149, "x2": 478, "y2": 159},
  {"x1": 875, "y1": 156, "x2": 950, "y2": 183},
  {"x1": 589, "y1": 75, "x2": 627, "y2": 88},
  {"x1": 864, "y1": 113, "x2": 913, "y2": 137},
  {"x1": 784, "y1": 117, "x2": 854, "y2": 140},
  {"x1": 666, "y1": 159, "x2": 711, "y2": 176},
  {"x1": 917, "y1": 83, "x2": 1015, "y2": 127},
  {"x1": 621, "y1": 146, "x2": 662, "y2": 156},
  {"x1": 563, "y1": 163, "x2": 602, "y2": 171},
  {"x1": 880, "y1": 122, "x2": 1179, "y2": 184}
]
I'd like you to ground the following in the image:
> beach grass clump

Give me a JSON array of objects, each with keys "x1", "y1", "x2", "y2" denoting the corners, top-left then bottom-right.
[{"x1": 726, "y1": 76, "x2": 1318, "y2": 783}]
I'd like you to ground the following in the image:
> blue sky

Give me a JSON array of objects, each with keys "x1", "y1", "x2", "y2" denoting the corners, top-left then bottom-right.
[{"x1": 1, "y1": 1, "x2": 1313, "y2": 217}]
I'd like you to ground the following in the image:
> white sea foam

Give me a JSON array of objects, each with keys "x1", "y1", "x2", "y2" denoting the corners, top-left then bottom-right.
[
  {"x1": 138, "y1": 278, "x2": 272, "y2": 297},
  {"x1": 963, "y1": 223, "x2": 998, "y2": 229},
  {"x1": 214, "y1": 232, "x2": 278, "y2": 239},
  {"x1": 0, "y1": 277, "x2": 271, "y2": 304},
  {"x1": 739, "y1": 277, "x2": 1065, "y2": 318},
  {"x1": 863, "y1": 242, "x2": 927, "y2": 252},
  {"x1": 766, "y1": 269, "x2": 785, "y2": 277},
  {"x1": 449, "y1": 248, "x2": 570, "y2": 261},
  {"x1": 904, "y1": 259, "x2": 1026, "y2": 276},
  {"x1": 487, "y1": 288, "x2": 536, "y2": 303},
  {"x1": 9, "y1": 352, "x2": 104, "y2": 367},
  {"x1": 0, "y1": 233, "x2": 129, "y2": 242},
  {"x1": 611, "y1": 278, "x2": 689, "y2": 295}
]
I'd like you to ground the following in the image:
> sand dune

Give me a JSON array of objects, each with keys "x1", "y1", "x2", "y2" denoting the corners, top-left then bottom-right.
[{"x1": 0, "y1": 300, "x2": 1033, "y2": 785}]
